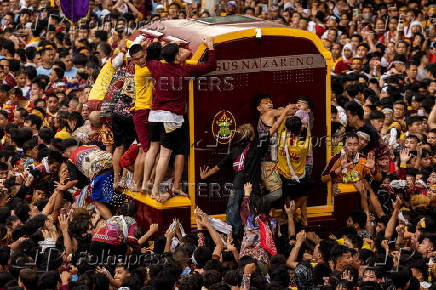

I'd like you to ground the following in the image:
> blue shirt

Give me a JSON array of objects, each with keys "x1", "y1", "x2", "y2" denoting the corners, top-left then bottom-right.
[
  {"x1": 64, "y1": 67, "x2": 78, "y2": 79},
  {"x1": 36, "y1": 65, "x2": 52, "y2": 76}
]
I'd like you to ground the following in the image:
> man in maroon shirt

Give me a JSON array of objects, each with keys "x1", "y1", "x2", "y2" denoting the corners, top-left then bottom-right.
[{"x1": 143, "y1": 37, "x2": 216, "y2": 202}]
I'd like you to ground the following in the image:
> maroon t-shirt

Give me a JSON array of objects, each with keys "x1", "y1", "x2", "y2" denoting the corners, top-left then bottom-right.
[{"x1": 146, "y1": 50, "x2": 217, "y2": 115}]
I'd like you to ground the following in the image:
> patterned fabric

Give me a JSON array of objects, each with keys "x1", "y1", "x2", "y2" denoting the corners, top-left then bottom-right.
[
  {"x1": 239, "y1": 215, "x2": 277, "y2": 265},
  {"x1": 90, "y1": 172, "x2": 114, "y2": 203},
  {"x1": 103, "y1": 62, "x2": 136, "y2": 120},
  {"x1": 260, "y1": 161, "x2": 282, "y2": 192},
  {"x1": 233, "y1": 144, "x2": 250, "y2": 172},
  {"x1": 92, "y1": 215, "x2": 137, "y2": 245},
  {"x1": 258, "y1": 216, "x2": 277, "y2": 255},
  {"x1": 69, "y1": 145, "x2": 113, "y2": 180}
]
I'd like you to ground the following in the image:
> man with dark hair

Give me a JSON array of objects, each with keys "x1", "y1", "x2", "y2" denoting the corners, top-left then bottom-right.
[
  {"x1": 347, "y1": 209, "x2": 371, "y2": 238},
  {"x1": 36, "y1": 47, "x2": 55, "y2": 76},
  {"x1": 23, "y1": 114, "x2": 42, "y2": 136},
  {"x1": 143, "y1": 37, "x2": 216, "y2": 202},
  {"x1": 97, "y1": 42, "x2": 112, "y2": 66},
  {"x1": 255, "y1": 94, "x2": 296, "y2": 205},
  {"x1": 406, "y1": 115, "x2": 424, "y2": 137},
  {"x1": 322, "y1": 132, "x2": 381, "y2": 209},
  {"x1": 13, "y1": 107, "x2": 28, "y2": 128},
  {"x1": 330, "y1": 245, "x2": 353, "y2": 271},
  {"x1": 119, "y1": 42, "x2": 159, "y2": 192},
  {"x1": 369, "y1": 110, "x2": 385, "y2": 133},
  {"x1": 18, "y1": 268, "x2": 38, "y2": 290},
  {"x1": 345, "y1": 101, "x2": 380, "y2": 153}
]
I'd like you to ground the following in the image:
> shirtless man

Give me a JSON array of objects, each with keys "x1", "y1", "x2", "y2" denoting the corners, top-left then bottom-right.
[{"x1": 255, "y1": 94, "x2": 297, "y2": 204}]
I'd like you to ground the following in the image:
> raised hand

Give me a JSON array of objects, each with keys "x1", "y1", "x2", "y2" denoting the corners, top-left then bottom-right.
[
  {"x1": 58, "y1": 213, "x2": 69, "y2": 233},
  {"x1": 203, "y1": 37, "x2": 214, "y2": 50},
  {"x1": 296, "y1": 230, "x2": 306, "y2": 243},
  {"x1": 392, "y1": 196, "x2": 402, "y2": 210},
  {"x1": 284, "y1": 200, "x2": 295, "y2": 216},
  {"x1": 165, "y1": 227, "x2": 175, "y2": 240},
  {"x1": 340, "y1": 154, "x2": 350, "y2": 169},
  {"x1": 199, "y1": 166, "x2": 209, "y2": 180},
  {"x1": 399, "y1": 148, "x2": 411, "y2": 164},
  {"x1": 365, "y1": 152, "x2": 375, "y2": 171},
  {"x1": 341, "y1": 269, "x2": 352, "y2": 282},
  {"x1": 244, "y1": 182, "x2": 252, "y2": 197},
  {"x1": 148, "y1": 224, "x2": 158, "y2": 235},
  {"x1": 226, "y1": 233, "x2": 236, "y2": 252},
  {"x1": 244, "y1": 263, "x2": 256, "y2": 274}
]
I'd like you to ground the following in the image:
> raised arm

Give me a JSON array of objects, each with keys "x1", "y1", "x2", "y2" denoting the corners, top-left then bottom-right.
[
  {"x1": 269, "y1": 104, "x2": 294, "y2": 135},
  {"x1": 385, "y1": 196, "x2": 401, "y2": 240},
  {"x1": 199, "y1": 210, "x2": 224, "y2": 258},
  {"x1": 184, "y1": 37, "x2": 217, "y2": 75},
  {"x1": 284, "y1": 201, "x2": 296, "y2": 237},
  {"x1": 287, "y1": 230, "x2": 306, "y2": 269}
]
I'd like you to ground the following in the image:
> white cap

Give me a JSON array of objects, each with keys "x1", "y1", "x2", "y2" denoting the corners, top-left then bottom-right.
[
  {"x1": 284, "y1": 2, "x2": 292, "y2": 10},
  {"x1": 156, "y1": 4, "x2": 164, "y2": 9}
]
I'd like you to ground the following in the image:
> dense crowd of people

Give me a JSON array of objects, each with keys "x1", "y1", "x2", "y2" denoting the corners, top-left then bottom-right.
[{"x1": 0, "y1": 0, "x2": 433, "y2": 289}]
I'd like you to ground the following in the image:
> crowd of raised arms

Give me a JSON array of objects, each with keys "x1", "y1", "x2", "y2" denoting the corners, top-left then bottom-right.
[{"x1": 0, "y1": 0, "x2": 433, "y2": 289}]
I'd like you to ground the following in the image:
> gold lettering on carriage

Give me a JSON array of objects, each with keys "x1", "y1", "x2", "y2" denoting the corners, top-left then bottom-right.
[{"x1": 207, "y1": 54, "x2": 325, "y2": 75}]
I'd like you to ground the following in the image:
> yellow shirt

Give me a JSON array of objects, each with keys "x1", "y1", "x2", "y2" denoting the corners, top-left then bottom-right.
[
  {"x1": 133, "y1": 65, "x2": 153, "y2": 111},
  {"x1": 88, "y1": 59, "x2": 117, "y2": 102},
  {"x1": 276, "y1": 121, "x2": 311, "y2": 179}
]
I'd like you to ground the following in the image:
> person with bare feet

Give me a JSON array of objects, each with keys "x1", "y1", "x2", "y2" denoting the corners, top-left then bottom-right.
[
  {"x1": 128, "y1": 40, "x2": 161, "y2": 192},
  {"x1": 142, "y1": 37, "x2": 217, "y2": 202}
]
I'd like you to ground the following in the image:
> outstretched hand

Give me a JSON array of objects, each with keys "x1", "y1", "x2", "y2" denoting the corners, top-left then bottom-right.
[
  {"x1": 244, "y1": 182, "x2": 252, "y2": 197},
  {"x1": 365, "y1": 152, "x2": 375, "y2": 171},
  {"x1": 200, "y1": 166, "x2": 209, "y2": 180}
]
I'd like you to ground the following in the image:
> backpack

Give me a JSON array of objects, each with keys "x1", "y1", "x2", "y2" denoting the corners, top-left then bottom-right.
[{"x1": 92, "y1": 216, "x2": 129, "y2": 245}]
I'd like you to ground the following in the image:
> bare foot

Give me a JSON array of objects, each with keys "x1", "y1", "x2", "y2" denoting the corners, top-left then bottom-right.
[
  {"x1": 151, "y1": 185, "x2": 160, "y2": 201},
  {"x1": 156, "y1": 192, "x2": 171, "y2": 203},
  {"x1": 172, "y1": 187, "x2": 188, "y2": 197},
  {"x1": 113, "y1": 181, "x2": 122, "y2": 191},
  {"x1": 151, "y1": 192, "x2": 159, "y2": 201},
  {"x1": 141, "y1": 181, "x2": 152, "y2": 194},
  {"x1": 118, "y1": 179, "x2": 127, "y2": 189}
]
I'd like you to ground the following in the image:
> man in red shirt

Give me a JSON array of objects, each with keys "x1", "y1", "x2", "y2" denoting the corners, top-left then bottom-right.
[{"x1": 143, "y1": 37, "x2": 216, "y2": 202}]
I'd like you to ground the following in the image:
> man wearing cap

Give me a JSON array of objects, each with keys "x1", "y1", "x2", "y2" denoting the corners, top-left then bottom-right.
[{"x1": 225, "y1": 1, "x2": 237, "y2": 15}]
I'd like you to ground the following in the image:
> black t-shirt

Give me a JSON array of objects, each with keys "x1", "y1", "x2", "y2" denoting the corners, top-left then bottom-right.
[
  {"x1": 217, "y1": 133, "x2": 269, "y2": 193},
  {"x1": 67, "y1": 161, "x2": 90, "y2": 189}
]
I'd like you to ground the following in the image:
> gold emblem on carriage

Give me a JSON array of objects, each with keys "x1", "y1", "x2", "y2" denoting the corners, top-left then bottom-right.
[{"x1": 212, "y1": 110, "x2": 236, "y2": 144}]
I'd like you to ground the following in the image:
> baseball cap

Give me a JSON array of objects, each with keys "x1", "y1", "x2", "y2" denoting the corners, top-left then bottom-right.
[
  {"x1": 227, "y1": 1, "x2": 237, "y2": 7},
  {"x1": 284, "y1": 2, "x2": 292, "y2": 10}
]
